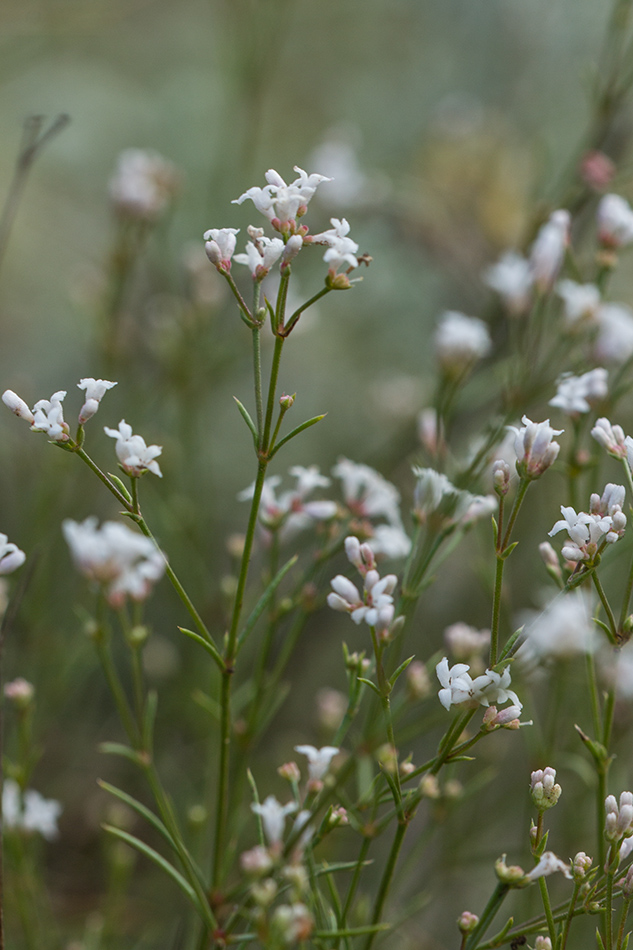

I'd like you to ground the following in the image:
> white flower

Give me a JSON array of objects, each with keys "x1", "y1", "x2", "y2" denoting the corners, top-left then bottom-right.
[
  {"x1": 310, "y1": 218, "x2": 359, "y2": 274},
  {"x1": 435, "y1": 658, "x2": 474, "y2": 711},
  {"x1": 598, "y1": 194, "x2": 633, "y2": 248},
  {"x1": 233, "y1": 235, "x2": 285, "y2": 278},
  {"x1": 549, "y1": 368, "x2": 608, "y2": 415},
  {"x1": 327, "y1": 564, "x2": 397, "y2": 632},
  {"x1": 556, "y1": 280, "x2": 601, "y2": 328},
  {"x1": 104, "y1": 420, "x2": 162, "y2": 477},
  {"x1": 332, "y1": 459, "x2": 409, "y2": 556},
  {"x1": 470, "y1": 667, "x2": 521, "y2": 709},
  {"x1": 594, "y1": 303, "x2": 633, "y2": 364},
  {"x1": 233, "y1": 167, "x2": 331, "y2": 228},
  {"x1": 509, "y1": 416, "x2": 563, "y2": 479},
  {"x1": 369, "y1": 523, "x2": 412, "y2": 559},
  {"x1": 549, "y1": 505, "x2": 614, "y2": 561},
  {"x1": 529, "y1": 210, "x2": 570, "y2": 291},
  {"x1": 31, "y1": 390, "x2": 69, "y2": 442},
  {"x1": 525, "y1": 852, "x2": 572, "y2": 881},
  {"x1": 519, "y1": 590, "x2": 597, "y2": 660},
  {"x1": 109, "y1": 149, "x2": 179, "y2": 221},
  {"x1": 203, "y1": 228, "x2": 240, "y2": 270},
  {"x1": 2, "y1": 779, "x2": 62, "y2": 840},
  {"x1": 2, "y1": 390, "x2": 34, "y2": 424},
  {"x1": 238, "y1": 466, "x2": 336, "y2": 539},
  {"x1": 0, "y1": 533, "x2": 26, "y2": 575},
  {"x1": 294, "y1": 745, "x2": 339, "y2": 782},
  {"x1": 483, "y1": 251, "x2": 533, "y2": 314},
  {"x1": 251, "y1": 796, "x2": 297, "y2": 846},
  {"x1": 77, "y1": 378, "x2": 117, "y2": 424},
  {"x1": 63, "y1": 517, "x2": 165, "y2": 605},
  {"x1": 434, "y1": 311, "x2": 492, "y2": 374},
  {"x1": 591, "y1": 417, "x2": 628, "y2": 458}
]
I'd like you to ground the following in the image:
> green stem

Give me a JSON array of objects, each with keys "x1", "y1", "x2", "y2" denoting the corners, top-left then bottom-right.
[
  {"x1": 363, "y1": 820, "x2": 408, "y2": 950},
  {"x1": 464, "y1": 883, "x2": 510, "y2": 950},
  {"x1": 560, "y1": 882, "x2": 580, "y2": 950},
  {"x1": 283, "y1": 285, "x2": 332, "y2": 334},
  {"x1": 252, "y1": 326, "x2": 264, "y2": 445},
  {"x1": 490, "y1": 555, "x2": 505, "y2": 667},
  {"x1": 212, "y1": 670, "x2": 232, "y2": 888},
  {"x1": 606, "y1": 866, "x2": 616, "y2": 950},
  {"x1": 616, "y1": 894, "x2": 632, "y2": 950},
  {"x1": 538, "y1": 876, "x2": 557, "y2": 947},
  {"x1": 261, "y1": 336, "x2": 285, "y2": 452},
  {"x1": 592, "y1": 573, "x2": 619, "y2": 644},
  {"x1": 76, "y1": 447, "x2": 133, "y2": 510},
  {"x1": 94, "y1": 635, "x2": 138, "y2": 747},
  {"x1": 500, "y1": 477, "x2": 530, "y2": 552}
]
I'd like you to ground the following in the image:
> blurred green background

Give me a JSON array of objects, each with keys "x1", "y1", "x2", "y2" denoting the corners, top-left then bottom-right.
[{"x1": 1, "y1": 0, "x2": 633, "y2": 947}]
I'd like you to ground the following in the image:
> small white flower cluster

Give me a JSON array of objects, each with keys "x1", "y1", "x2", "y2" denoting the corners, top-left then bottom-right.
[
  {"x1": 509, "y1": 416, "x2": 563, "y2": 480},
  {"x1": 205, "y1": 166, "x2": 361, "y2": 288},
  {"x1": 549, "y1": 368, "x2": 608, "y2": 416},
  {"x1": 530, "y1": 767, "x2": 562, "y2": 810},
  {"x1": 434, "y1": 311, "x2": 492, "y2": 375},
  {"x1": 327, "y1": 536, "x2": 397, "y2": 634},
  {"x1": 556, "y1": 280, "x2": 633, "y2": 364},
  {"x1": 518, "y1": 589, "x2": 597, "y2": 664},
  {"x1": 591, "y1": 417, "x2": 629, "y2": 459},
  {"x1": 484, "y1": 209, "x2": 570, "y2": 313},
  {"x1": 444, "y1": 622, "x2": 490, "y2": 662},
  {"x1": 109, "y1": 148, "x2": 179, "y2": 222},
  {"x1": 549, "y1": 483, "x2": 626, "y2": 562},
  {"x1": 435, "y1": 657, "x2": 521, "y2": 712},
  {"x1": 605, "y1": 791, "x2": 633, "y2": 842},
  {"x1": 333, "y1": 458, "x2": 411, "y2": 558},
  {"x1": 104, "y1": 420, "x2": 163, "y2": 478},
  {"x1": 3, "y1": 778, "x2": 62, "y2": 840},
  {"x1": 3, "y1": 378, "x2": 117, "y2": 440},
  {"x1": 239, "y1": 466, "x2": 337, "y2": 542},
  {"x1": 63, "y1": 517, "x2": 165, "y2": 606},
  {"x1": 0, "y1": 533, "x2": 26, "y2": 575},
  {"x1": 413, "y1": 467, "x2": 496, "y2": 526}
]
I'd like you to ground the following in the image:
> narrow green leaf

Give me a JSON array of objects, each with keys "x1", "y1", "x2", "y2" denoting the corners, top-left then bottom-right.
[
  {"x1": 269, "y1": 414, "x2": 327, "y2": 458},
  {"x1": 593, "y1": 618, "x2": 613, "y2": 639},
  {"x1": 99, "y1": 742, "x2": 145, "y2": 766},
  {"x1": 314, "y1": 925, "x2": 390, "y2": 938},
  {"x1": 323, "y1": 863, "x2": 343, "y2": 919},
  {"x1": 314, "y1": 860, "x2": 373, "y2": 876},
  {"x1": 98, "y1": 780, "x2": 174, "y2": 849},
  {"x1": 192, "y1": 688, "x2": 221, "y2": 720},
  {"x1": 102, "y1": 824, "x2": 211, "y2": 924},
  {"x1": 142, "y1": 690, "x2": 158, "y2": 753},
  {"x1": 237, "y1": 555, "x2": 298, "y2": 651},
  {"x1": 596, "y1": 927, "x2": 606, "y2": 950},
  {"x1": 107, "y1": 473, "x2": 133, "y2": 504},
  {"x1": 500, "y1": 541, "x2": 519, "y2": 560},
  {"x1": 357, "y1": 677, "x2": 380, "y2": 696},
  {"x1": 499, "y1": 626, "x2": 525, "y2": 662},
  {"x1": 233, "y1": 397, "x2": 258, "y2": 448},
  {"x1": 177, "y1": 627, "x2": 224, "y2": 671},
  {"x1": 389, "y1": 655, "x2": 416, "y2": 689},
  {"x1": 622, "y1": 931, "x2": 630, "y2": 950},
  {"x1": 247, "y1": 769, "x2": 265, "y2": 846}
]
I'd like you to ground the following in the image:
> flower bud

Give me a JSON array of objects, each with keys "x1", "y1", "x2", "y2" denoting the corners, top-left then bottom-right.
[
  {"x1": 279, "y1": 393, "x2": 295, "y2": 410},
  {"x1": 419, "y1": 774, "x2": 440, "y2": 799},
  {"x1": 457, "y1": 912, "x2": 479, "y2": 935},
  {"x1": 492, "y1": 460, "x2": 511, "y2": 496},
  {"x1": 572, "y1": 851, "x2": 593, "y2": 882},
  {"x1": 252, "y1": 878, "x2": 278, "y2": 907},
  {"x1": 539, "y1": 542, "x2": 562, "y2": 580},
  {"x1": 535, "y1": 937, "x2": 552, "y2": 950},
  {"x1": 531, "y1": 767, "x2": 562, "y2": 810},
  {"x1": 494, "y1": 855, "x2": 526, "y2": 885},
  {"x1": 4, "y1": 678, "x2": 35, "y2": 709},
  {"x1": 406, "y1": 661, "x2": 431, "y2": 700},
  {"x1": 240, "y1": 845, "x2": 274, "y2": 876},
  {"x1": 277, "y1": 762, "x2": 301, "y2": 784},
  {"x1": 2, "y1": 390, "x2": 34, "y2": 424}
]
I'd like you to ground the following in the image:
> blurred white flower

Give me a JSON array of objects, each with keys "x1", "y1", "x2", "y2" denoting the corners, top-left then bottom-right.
[
  {"x1": 104, "y1": 419, "x2": 162, "y2": 477},
  {"x1": 332, "y1": 459, "x2": 410, "y2": 557},
  {"x1": 556, "y1": 280, "x2": 601, "y2": 328},
  {"x1": 597, "y1": 194, "x2": 633, "y2": 248},
  {"x1": 239, "y1": 466, "x2": 336, "y2": 540},
  {"x1": 483, "y1": 251, "x2": 533, "y2": 315},
  {"x1": 3, "y1": 779, "x2": 62, "y2": 840},
  {"x1": 77, "y1": 378, "x2": 117, "y2": 424},
  {"x1": 529, "y1": 210, "x2": 570, "y2": 291},
  {"x1": 444, "y1": 622, "x2": 490, "y2": 660},
  {"x1": 594, "y1": 303, "x2": 633, "y2": 364},
  {"x1": 251, "y1": 796, "x2": 297, "y2": 847},
  {"x1": 434, "y1": 311, "x2": 492, "y2": 374},
  {"x1": 63, "y1": 517, "x2": 165, "y2": 605},
  {"x1": 591, "y1": 417, "x2": 628, "y2": 458},
  {"x1": 549, "y1": 368, "x2": 608, "y2": 415},
  {"x1": 0, "y1": 533, "x2": 26, "y2": 575},
  {"x1": 109, "y1": 149, "x2": 179, "y2": 222},
  {"x1": 294, "y1": 745, "x2": 339, "y2": 782},
  {"x1": 519, "y1": 590, "x2": 597, "y2": 661}
]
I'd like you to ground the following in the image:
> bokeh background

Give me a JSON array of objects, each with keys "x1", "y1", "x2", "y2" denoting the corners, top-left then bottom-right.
[{"x1": 1, "y1": 0, "x2": 633, "y2": 947}]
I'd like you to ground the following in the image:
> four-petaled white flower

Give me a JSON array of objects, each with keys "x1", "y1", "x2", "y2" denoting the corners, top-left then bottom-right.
[
  {"x1": 0, "y1": 533, "x2": 26, "y2": 575},
  {"x1": 529, "y1": 210, "x2": 570, "y2": 291},
  {"x1": 251, "y1": 795, "x2": 297, "y2": 847},
  {"x1": 436, "y1": 658, "x2": 475, "y2": 711},
  {"x1": 470, "y1": 667, "x2": 521, "y2": 709},
  {"x1": 31, "y1": 390, "x2": 69, "y2": 442},
  {"x1": 598, "y1": 194, "x2": 633, "y2": 248},
  {"x1": 204, "y1": 228, "x2": 240, "y2": 271},
  {"x1": 233, "y1": 167, "x2": 331, "y2": 229},
  {"x1": 233, "y1": 235, "x2": 285, "y2": 278},
  {"x1": 549, "y1": 369, "x2": 608, "y2": 415},
  {"x1": 310, "y1": 218, "x2": 359, "y2": 274},
  {"x1": 294, "y1": 745, "x2": 339, "y2": 782},
  {"x1": 77, "y1": 378, "x2": 117, "y2": 424},
  {"x1": 509, "y1": 416, "x2": 563, "y2": 479},
  {"x1": 104, "y1": 419, "x2": 163, "y2": 477},
  {"x1": 434, "y1": 311, "x2": 492, "y2": 374},
  {"x1": 327, "y1": 567, "x2": 397, "y2": 632}
]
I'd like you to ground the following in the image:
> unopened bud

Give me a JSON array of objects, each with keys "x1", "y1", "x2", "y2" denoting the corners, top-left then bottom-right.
[
  {"x1": 376, "y1": 743, "x2": 398, "y2": 774},
  {"x1": 494, "y1": 855, "x2": 526, "y2": 885},
  {"x1": 329, "y1": 806, "x2": 348, "y2": 827},
  {"x1": 187, "y1": 804, "x2": 207, "y2": 826},
  {"x1": 620, "y1": 864, "x2": 633, "y2": 898},
  {"x1": 492, "y1": 460, "x2": 511, "y2": 496},
  {"x1": 240, "y1": 845, "x2": 273, "y2": 876},
  {"x1": 4, "y1": 678, "x2": 35, "y2": 709},
  {"x1": 530, "y1": 767, "x2": 562, "y2": 810},
  {"x1": 128, "y1": 625, "x2": 149, "y2": 647},
  {"x1": 457, "y1": 912, "x2": 479, "y2": 935},
  {"x1": 400, "y1": 761, "x2": 415, "y2": 778},
  {"x1": 252, "y1": 878, "x2": 278, "y2": 907},
  {"x1": 226, "y1": 533, "x2": 245, "y2": 559},
  {"x1": 572, "y1": 851, "x2": 593, "y2": 882},
  {"x1": 2, "y1": 390, "x2": 34, "y2": 424},
  {"x1": 279, "y1": 393, "x2": 295, "y2": 410},
  {"x1": 419, "y1": 774, "x2": 440, "y2": 799},
  {"x1": 282, "y1": 234, "x2": 303, "y2": 264},
  {"x1": 535, "y1": 937, "x2": 552, "y2": 950},
  {"x1": 539, "y1": 541, "x2": 562, "y2": 580},
  {"x1": 278, "y1": 762, "x2": 301, "y2": 783}
]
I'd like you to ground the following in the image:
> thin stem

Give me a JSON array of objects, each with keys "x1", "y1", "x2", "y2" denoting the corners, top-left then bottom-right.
[
  {"x1": 463, "y1": 883, "x2": 510, "y2": 950},
  {"x1": 616, "y1": 894, "x2": 632, "y2": 950},
  {"x1": 490, "y1": 555, "x2": 505, "y2": 667},
  {"x1": 500, "y1": 477, "x2": 530, "y2": 552},
  {"x1": 283, "y1": 285, "x2": 332, "y2": 334},
  {"x1": 538, "y1": 876, "x2": 556, "y2": 947},
  {"x1": 76, "y1": 448, "x2": 133, "y2": 510},
  {"x1": 212, "y1": 671, "x2": 232, "y2": 888},
  {"x1": 363, "y1": 820, "x2": 408, "y2": 950},
  {"x1": 261, "y1": 336, "x2": 285, "y2": 452},
  {"x1": 592, "y1": 573, "x2": 619, "y2": 644},
  {"x1": 223, "y1": 272, "x2": 255, "y2": 325},
  {"x1": 94, "y1": 634, "x2": 138, "y2": 747},
  {"x1": 560, "y1": 882, "x2": 581, "y2": 950},
  {"x1": 252, "y1": 327, "x2": 264, "y2": 445}
]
